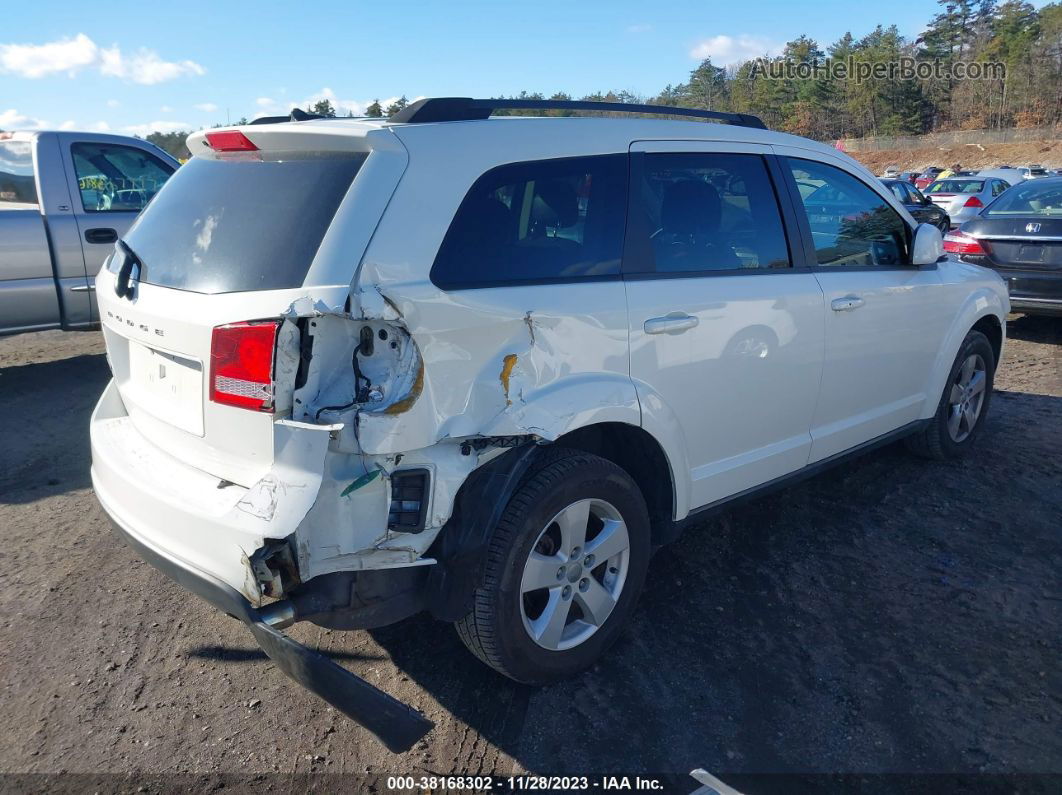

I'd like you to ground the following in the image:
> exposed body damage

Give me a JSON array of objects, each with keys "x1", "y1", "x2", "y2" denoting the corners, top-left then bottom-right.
[{"x1": 266, "y1": 274, "x2": 642, "y2": 606}]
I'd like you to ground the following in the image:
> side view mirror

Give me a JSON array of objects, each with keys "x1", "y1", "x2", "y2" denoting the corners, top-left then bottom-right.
[
  {"x1": 911, "y1": 222, "x2": 943, "y2": 266},
  {"x1": 921, "y1": 194, "x2": 933, "y2": 206}
]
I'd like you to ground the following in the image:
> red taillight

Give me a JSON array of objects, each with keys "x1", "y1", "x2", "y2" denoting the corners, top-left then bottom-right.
[
  {"x1": 942, "y1": 231, "x2": 986, "y2": 256},
  {"x1": 205, "y1": 130, "x2": 258, "y2": 152},
  {"x1": 209, "y1": 322, "x2": 279, "y2": 411},
  {"x1": 963, "y1": 196, "x2": 984, "y2": 208}
]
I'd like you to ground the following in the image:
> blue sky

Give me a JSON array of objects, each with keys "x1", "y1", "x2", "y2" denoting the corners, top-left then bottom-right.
[{"x1": 0, "y1": 0, "x2": 1037, "y2": 134}]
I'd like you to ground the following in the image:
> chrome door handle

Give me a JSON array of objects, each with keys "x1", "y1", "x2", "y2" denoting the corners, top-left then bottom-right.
[
  {"x1": 644, "y1": 313, "x2": 699, "y2": 335},
  {"x1": 831, "y1": 296, "x2": 865, "y2": 312}
]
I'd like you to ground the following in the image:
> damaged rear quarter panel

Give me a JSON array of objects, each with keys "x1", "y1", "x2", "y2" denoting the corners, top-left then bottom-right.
[
  {"x1": 348, "y1": 124, "x2": 645, "y2": 456},
  {"x1": 352, "y1": 281, "x2": 640, "y2": 455}
]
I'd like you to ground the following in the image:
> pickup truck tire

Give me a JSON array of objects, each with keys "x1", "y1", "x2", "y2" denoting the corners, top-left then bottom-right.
[
  {"x1": 455, "y1": 449, "x2": 650, "y2": 684},
  {"x1": 907, "y1": 329, "x2": 995, "y2": 460}
]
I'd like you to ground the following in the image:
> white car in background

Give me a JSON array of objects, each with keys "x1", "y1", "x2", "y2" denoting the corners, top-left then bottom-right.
[
  {"x1": 89, "y1": 97, "x2": 1010, "y2": 751},
  {"x1": 1018, "y1": 164, "x2": 1050, "y2": 180}
]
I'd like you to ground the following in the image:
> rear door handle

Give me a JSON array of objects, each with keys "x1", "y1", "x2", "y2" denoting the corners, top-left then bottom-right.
[
  {"x1": 644, "y1": 313, "x2": 699, "y2": 335},
  {"x1": 85, "y1": 227, "x2": 118, "y2": 245},
  {"x1": 831, "y1": 296, "x2": 865, "y2": 312}
]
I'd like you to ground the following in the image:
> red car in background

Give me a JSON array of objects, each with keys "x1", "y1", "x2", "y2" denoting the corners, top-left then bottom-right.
[{"x1": 915, "y1": 167, "x2": 944, "y2": 190}]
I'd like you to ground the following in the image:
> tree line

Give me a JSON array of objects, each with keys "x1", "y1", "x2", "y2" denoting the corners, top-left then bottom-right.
[{"x1": 136, "y1": 0, "x2": 1061, "y2": 159}]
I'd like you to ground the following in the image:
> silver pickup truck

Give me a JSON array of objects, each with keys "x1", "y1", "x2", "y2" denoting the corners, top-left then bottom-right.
[{"x1": 0, "y1": 130, "x2": 179, "y2": 336}]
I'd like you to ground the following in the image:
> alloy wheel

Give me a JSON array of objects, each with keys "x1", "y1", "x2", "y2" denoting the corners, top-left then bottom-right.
[
  {"x1": 947, "y1": 353, "x2": 987, "y2": 443},
  {"x1": 519, "y1": 498, "x2": 630, "y2": 651}
]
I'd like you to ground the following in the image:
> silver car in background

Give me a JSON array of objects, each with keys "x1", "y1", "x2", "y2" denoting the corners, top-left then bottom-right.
[{"x1": 924, "y1": 176, "x2": 1011, "y2": 228}]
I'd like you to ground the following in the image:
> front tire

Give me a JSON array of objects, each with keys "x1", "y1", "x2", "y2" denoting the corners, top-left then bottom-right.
[
  {"x1": 455, "y1": 449, "x2": 650, "y2": 684},
  {"x1": 907, "y1": 329, "x2": 995, "y2": 460}
]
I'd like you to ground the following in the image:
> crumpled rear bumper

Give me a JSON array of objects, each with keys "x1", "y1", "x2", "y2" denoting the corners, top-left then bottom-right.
[{"x1": 106, "y1": 511, "x2": 434, "y2": 753}]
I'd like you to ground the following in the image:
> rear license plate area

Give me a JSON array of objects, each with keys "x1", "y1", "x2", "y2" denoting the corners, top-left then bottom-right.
[
  {"x1": 1017, "y1": 244, "x2": 1045, "y2": 263},
  {"x1": 127, "y1": 342, "x2": 205, "y2": 436}
]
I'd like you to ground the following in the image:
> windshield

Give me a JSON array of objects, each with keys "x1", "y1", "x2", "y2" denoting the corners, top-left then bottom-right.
[
  {"x1": 984, "y1": 180, "x2": 1062, "y2": 217},
  {"x1": 927, "y1": 180, "x2": 984, "y2": 194},
  {"x1": 119, "y1": 152, "x2": 366, "y2": 293}
]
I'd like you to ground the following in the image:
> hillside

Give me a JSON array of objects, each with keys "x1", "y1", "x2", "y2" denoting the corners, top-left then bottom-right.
[{"x1": 847, "y1": 139, "x2": 1062, "y2": 175}]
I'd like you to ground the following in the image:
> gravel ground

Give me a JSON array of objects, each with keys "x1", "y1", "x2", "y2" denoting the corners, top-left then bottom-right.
[{"x1": 0, "y1": 316, "x2": 1059, "y2": 791}]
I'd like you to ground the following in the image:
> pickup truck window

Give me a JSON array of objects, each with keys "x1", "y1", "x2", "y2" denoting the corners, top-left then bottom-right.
[
  {"x1": 71, "y1": 143, "x2": 174, "y2": 213},
  {"x1": 120, "y1": 152, "x2": 366, "y2": 294},
  {"x1": 0, "y1": 141, "x2": 38, "y2": 206}
]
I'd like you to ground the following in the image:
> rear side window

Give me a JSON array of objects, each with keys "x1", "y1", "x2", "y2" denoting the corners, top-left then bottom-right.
[
  {"x1": 788, "y1": 158, "x2": 909, "y2": 267},
  {"x1": 431, "y1": 154, "x2": 627, "y2": 289},
  {"x1": 0, "y1": 141, "x2": 37, "y2": 206},
  {"x1": 121, "y1": 152, "x2": 366, "y2": 294},
  {"x1": 71, "y1": 143, "x2": 174, "y2": 212},
  {"x1": 887, "y1": 182, "x2": 907, "y2": 203},
  {"x1": 927, "y1": 180, "x2": 984, "y2": 194},
  {"x1": 627, "y1": 152, "x2": 790, "y2": 273}
]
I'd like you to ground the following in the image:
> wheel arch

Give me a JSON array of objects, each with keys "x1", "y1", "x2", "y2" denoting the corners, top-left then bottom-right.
[
  {"x1": 552, "y1": 422, "x2": 677, "y2": 547},
  {"x1": 921, "y1": 289, "x2": 1006, "y2": 420}
]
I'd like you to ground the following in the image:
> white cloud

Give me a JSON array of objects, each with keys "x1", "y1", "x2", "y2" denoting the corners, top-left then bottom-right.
[
  {"x1": 0, "y1": 108, "x2": 48, "y2": 129},
  {"x1": 194, "y1": 102, "x2": 218, "y2": 112},
  {"x1": 0, "y1": 33, "x2": 204, "y2": 84},
  {"x1": 0, "y1": 33, "x2": 97, "y2": 78},
  {"x1": 106, "y1": 99, "x2": 120, "y2": 108},
  {"x1": 123, "y1": 120, "x2": 192, "y2": 137},
  {"x1": 690, "y1": 34, "x2": 782, "y2": 64},
  {"x1": 99, "y1": 45, "x2": 205, "y2": 85},
  {"x1": 160, "y1": 105, "x2": 173, "y2": 113},
  {"x1": 627, "y1": 24, "x2": 652, "y2": 33},
  {"x1": 256, "y1": 96, "x2": 276, "y2": 108},
  {"x1": 59, "y1": 120, "x2": 76, "y2": 130},
  {"x1": 92, "y1": 121, "x2": 111, "y2": 131}
]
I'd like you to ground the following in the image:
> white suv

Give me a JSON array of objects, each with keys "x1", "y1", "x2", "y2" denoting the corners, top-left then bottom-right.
[{"x1": 90, "y1": 98, "x2": 1009, "y2": 751}]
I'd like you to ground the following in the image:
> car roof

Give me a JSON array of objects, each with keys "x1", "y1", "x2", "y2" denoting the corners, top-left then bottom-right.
[{"x1": 216, "y1": 114, "x2": 850, "y2": 164}]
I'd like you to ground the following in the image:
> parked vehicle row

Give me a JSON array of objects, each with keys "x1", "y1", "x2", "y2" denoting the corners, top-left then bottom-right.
[
  {"x1": 0, "y1": 131, "x2": 178, "y2": 336},
  {"x1": 884, "y1": 163, "x2": 1054, "y2": 187},
  {"x1": 88, "y1": 98, "x2": 1008, "y2": 750}
]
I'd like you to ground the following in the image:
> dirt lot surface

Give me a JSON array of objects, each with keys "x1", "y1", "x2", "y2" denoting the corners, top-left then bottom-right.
[
  {"x1": 1, "y1": 318, "x2": 1059, "y2": 791},
  {"x1": 849, "y1": 140, "x2": 1062, "y2": 176}
]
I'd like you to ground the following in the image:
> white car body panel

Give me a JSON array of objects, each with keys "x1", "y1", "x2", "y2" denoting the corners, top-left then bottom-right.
[
  {"x1": 89, "y1": 114, "x2": 1010, "y2": 606},
  {"x1": 625, "y1": 140, "x2": 825, "y2": 509}
]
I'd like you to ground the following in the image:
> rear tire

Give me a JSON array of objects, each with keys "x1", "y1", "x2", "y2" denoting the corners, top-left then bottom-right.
[
  {"x1": 906, "y1": 330, "x2": 995, "y2": 460},
  {"x1": 455, "y1": 449, "x2": 650, "y2": 684}
]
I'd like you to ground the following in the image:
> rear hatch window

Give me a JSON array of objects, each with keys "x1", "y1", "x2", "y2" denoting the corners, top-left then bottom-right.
[{"x1": 119, "y1": 152, "x2": 366, "y2": 293}]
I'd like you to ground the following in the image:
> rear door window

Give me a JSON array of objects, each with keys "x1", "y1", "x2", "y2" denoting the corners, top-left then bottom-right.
[
  {"x1": 0, "y1": 141, "x2": 37, "y2": 205},
  {"x1": 71, "y1": 143, "x2": 174, "y2": 212},
  {"x1": 120, "y1": 152, "x2": 366, "y2": 293},
  {"x1": 626, "y1": 152, "x2": 791, "y2": 273},
  {"x1": 430, "y1": 154, "x2": 627, "y2": 289}
]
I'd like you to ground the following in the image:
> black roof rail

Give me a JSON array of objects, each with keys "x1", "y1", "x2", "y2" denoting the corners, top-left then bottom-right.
[{"x1": 389, "y1": 97, "x2": 767, "y2": 129}]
